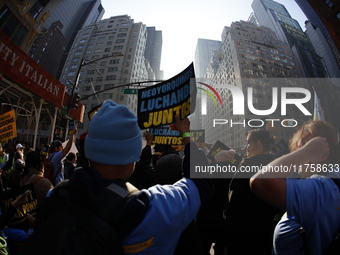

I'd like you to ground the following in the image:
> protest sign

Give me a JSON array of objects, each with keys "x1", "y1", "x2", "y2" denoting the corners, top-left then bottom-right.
[
  {"x1": 137, "y1": 63, "x2": 196, "y2": 129},
  {"x1": 0, "y1": 110, "x2": 17, "y2": 142},
  {"x1": 0, "y1": 184, "x2": 38, "y2": 230},
  {"x1": 207, "y1": 140, "x2": 242, "y2": 166},
  {"x1": 270, "y1": 139, "x2": 289, "y2": 156},
  {"x1": 149, "y1": 128, "x2": 204, "y2": 145}
]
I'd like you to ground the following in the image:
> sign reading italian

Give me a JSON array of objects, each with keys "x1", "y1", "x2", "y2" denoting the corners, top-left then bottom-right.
[
  {"x1": 0, "y1": 30, "x2": 65, "y2": 107},
  {"x1": 0, "y1": 110, "x2": 17, "y2": 142},
  {"x1": 137, "y1": 63, "x2": 196, "y2": 129}
]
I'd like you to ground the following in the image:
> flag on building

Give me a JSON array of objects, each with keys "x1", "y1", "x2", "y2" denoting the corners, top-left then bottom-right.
[{"x1": 313, "y1": 88, "x2": 325, "y2": 121}]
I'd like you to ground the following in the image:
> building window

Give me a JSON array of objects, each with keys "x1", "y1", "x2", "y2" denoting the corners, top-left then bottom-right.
[
  {"x1": 336, "y1": 12, "x2": 340, "y2": 20},
  {"x1": 106, "y1": 75, "x2": 116, "y2": 80},
  {"x1": 110, "y1": 59, "x2": 120, "y2": 64},
  {"x1": 102, "y1": 93, "x2": 113, "y2": 99},
  {"x1": 108, "y1": 67, "x2": 118, "y2": 72},
  {"x1": 325, "y1": 0, "x2": 334, "y2": 8},
  {"x1": 29, "y1": 0, "x2": 48, "y2": 19},
  {"x1": 104, "y1": 84, "x2": 115, "y2": 89},
  {"x1": 116, "y1": 39, "x2": 125, "y2": 43},
  {"x1": 0, "y1": 6, "x2": 28, "y2": 46}
]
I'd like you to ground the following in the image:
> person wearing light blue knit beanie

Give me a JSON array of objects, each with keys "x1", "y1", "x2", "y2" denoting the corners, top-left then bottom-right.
[{"x1": 85, "y1": 100, "x2": 142, "y2": 166}]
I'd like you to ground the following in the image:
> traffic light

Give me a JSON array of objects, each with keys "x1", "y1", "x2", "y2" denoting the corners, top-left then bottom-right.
[{"x1": 71, "y1": 93, "x2": 81, "y2": 109}]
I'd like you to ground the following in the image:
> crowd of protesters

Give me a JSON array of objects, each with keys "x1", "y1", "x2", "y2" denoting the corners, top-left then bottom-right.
[{"x1": 0, "y1": 99, "x2": 339, "y2": 254}]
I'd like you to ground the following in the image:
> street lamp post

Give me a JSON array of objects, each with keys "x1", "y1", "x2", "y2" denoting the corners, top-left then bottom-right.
[{"x1": 62, "y1": 55, "x2": 123, "y2": 140}]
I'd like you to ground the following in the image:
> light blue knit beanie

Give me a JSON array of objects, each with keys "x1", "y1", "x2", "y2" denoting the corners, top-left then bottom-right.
[{"x1": 85, "y1": 100, "x2": 142, "y2": 165}]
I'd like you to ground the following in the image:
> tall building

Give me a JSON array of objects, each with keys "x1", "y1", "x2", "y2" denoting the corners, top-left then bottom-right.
[
  {"x1": 192, "y1": 39, "x2": 222, "y2": 129},
  {"x1": 201, "y1": 21, "x2": 305, "y2": 152},
  {"x1": 305, "y1": 21, "x2": 340, "y2": 78},
  {"x1": 0, "y1": 0, "x2": 62, "y2": 53},
  {"x1": 252, "y1": 0, "x2": 340, "y2": 131},
  {"x1": 194, "y1": 39, "x2": 222, "y2": 79},
  {"x1": 251, "y1": 0, "x2": 328, "y2": 78},
  {"x1": 294, "y1": 0, "x2": 340, "y2": 78},
  {"x1": 295, "y1": 0, "x2": 340, "y2": 55},
  {"x1": 29, "y1": 0, "x2": 104, "y2": 78},
  {"x1": 59, "y1": 15, "x2": 157, "y2": 134},
  {"x1": 145, "y1": 27, "x2": 163, "y2": 80},
  {"x1": 0, "y1": 1, "x2": 85, "y2": 147},
  {"x1": 29, "y1": 21, "x2": 67, "y2": 78}
]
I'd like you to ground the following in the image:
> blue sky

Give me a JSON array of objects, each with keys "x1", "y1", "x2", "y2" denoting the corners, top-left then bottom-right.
[{"x1": 100, "y1": 0, "x2": 307, "y2": 79}]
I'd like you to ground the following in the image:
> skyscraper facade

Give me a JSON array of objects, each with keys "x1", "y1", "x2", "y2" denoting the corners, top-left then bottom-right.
[
  {"x1": 0, "y1": 0, "x2": 63, "y2": 53},
  {"x1": 201, "y1": 21, "x2": 303, "y2": 152},
  {"x1": 194, "y1": 38, "x2": 222, "y2": 79},
  {"x1": 145, "y1": 27, "x2": 163, "y2": 80},
  {"x1": 59, "y1": 15, "x2": 157, "y2": 134},
  {"x1": 294, "y1": 0, "x2": 340, "y2": 78},
  {"x1": 192, "y1": 39, "x2": 222, "y2": 129},
  {"x1": 252, "y1": 0, "x2": 328, "y2": 78},
  {"x1": 295, "y1": 0, "x2": 340, "y2": 55},
  {"x1": 252, "y1": 0, "x2": 340, "y2": 132},
  {"x1": 29, "y1": 0, "x2": 104, "y2": 78}
]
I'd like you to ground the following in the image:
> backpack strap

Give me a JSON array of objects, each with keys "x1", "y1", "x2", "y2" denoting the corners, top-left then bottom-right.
[
  {"x1": 32, "y1": 176, "x2": 44, "y2": 187},
  {"x1": 24, "y1": 174, "x2": 44, "y2": 187}
]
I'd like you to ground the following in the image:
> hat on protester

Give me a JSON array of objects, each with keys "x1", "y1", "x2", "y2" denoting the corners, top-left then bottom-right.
[
  {"x1": 85, "y1": 100, "x2": 142, "y2": 165},
  {"x1": 16, "y1": 143, "x2": 24, "y2": 149}
]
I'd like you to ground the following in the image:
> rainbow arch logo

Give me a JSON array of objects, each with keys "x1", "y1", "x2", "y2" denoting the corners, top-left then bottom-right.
[{"x1": 197, "y1": 82, "x2": 223, "y2": 115}]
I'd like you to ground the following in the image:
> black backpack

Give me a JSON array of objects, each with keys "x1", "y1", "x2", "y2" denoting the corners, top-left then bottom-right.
[{"x1": 19, "y1": 180, "x2": 139, "y2": 255}]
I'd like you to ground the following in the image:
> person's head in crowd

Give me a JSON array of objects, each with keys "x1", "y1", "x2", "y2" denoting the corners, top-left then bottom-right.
[
  {"x1": 66, "y1": 152, "x2": 76, "y2": 163},
  {"x1": 84, "y1": 100, "x2": 142, "y2": 180},
  {"x1": 25, "y1": 151, "x2": 43, "y2": 170},
  {"x1": 245, "y1": 129, "x2": 274, "y2": 157},
  {"x1": 49, "y1": 140, "x2": 63, "y2": 154},
  {"x1": 15, "y1": 148, "x2": 24, "y2": 160},
  {"x1": 154, "y1": 154, "x2": 183, "y2": 185},
  {"x1": 289, "y1": 120, "x2": 338, "y2": 164},
  {"x1": 21, "y1": 151, "x2": 44, "y2": 178},
  {"x1": 16, "y1": 143, "x2": 24, "y2": 152}
]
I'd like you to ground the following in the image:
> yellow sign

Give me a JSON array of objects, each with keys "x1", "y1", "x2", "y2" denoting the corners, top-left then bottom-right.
[{"x1": 0, "y1": 110, "x2": 17, "y2": 142}]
